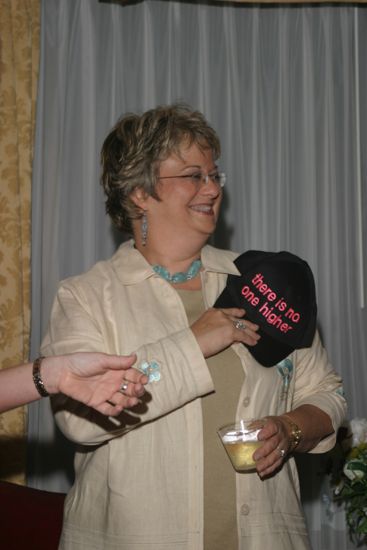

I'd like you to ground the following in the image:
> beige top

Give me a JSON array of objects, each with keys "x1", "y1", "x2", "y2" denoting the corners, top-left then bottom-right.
[
  {"x1": 42, "y1": 240, "x2": 347, "y2": 550},
  {"x1": 177, "y1": 289, "x2": 244, "y2": 550}
]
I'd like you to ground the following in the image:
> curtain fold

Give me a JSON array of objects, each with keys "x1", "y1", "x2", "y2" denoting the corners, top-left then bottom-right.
[
  {"x1": 29, "y1": 1, "x2": 367, "y2": 548},
  {"x1": 0, "y1": 0, "x2": 40, "y2": 484}
]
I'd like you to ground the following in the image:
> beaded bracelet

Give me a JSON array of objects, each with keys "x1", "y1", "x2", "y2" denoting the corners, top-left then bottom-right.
[{"x1": 32, "y1": 356, "x2": 49, "y2": 397}]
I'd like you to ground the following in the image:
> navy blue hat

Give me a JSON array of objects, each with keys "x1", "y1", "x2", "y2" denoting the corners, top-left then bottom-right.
[{"x1": 214, "y1": 250, "x2": 317, "y2": 367}]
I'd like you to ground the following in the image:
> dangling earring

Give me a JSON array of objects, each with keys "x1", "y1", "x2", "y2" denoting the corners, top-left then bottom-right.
[{"x1": 141, "y1": 211, "x2": 148, "y2": 246}]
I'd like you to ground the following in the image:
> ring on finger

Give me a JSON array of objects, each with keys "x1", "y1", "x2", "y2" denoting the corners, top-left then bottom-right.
[
  {"x1": 234, "y1": 320, "x2": 246, "y2": 330},
  {"x1": 119, "y1": 382, "x2": 129, "y2": 393},
  {"x1": 277, "y1": 447, "x2": 286, "y2": 459}
]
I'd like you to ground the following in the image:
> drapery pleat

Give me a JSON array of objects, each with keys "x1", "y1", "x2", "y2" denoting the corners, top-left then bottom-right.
[
  {"x1": 29, "y1": 1, "x2": 367, "y2": 548},
  {"x1": 0, "y1": 0, "x2": 40, "y2": 484}
]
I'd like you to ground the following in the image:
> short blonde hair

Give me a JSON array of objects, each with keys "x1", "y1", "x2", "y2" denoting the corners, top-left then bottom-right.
[{"x1": 100, "y1": 103, "x2": 221, "y2": 232}]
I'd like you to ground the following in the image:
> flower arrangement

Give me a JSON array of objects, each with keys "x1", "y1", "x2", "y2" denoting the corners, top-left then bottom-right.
[{"x1": 329, "y1": 418, "x2": 367, "y2": 546}]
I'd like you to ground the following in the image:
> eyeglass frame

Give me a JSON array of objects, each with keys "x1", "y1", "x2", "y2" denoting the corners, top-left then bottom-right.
[{"x1": 157, "y1": 171, "x2": 226, "y2": 189}]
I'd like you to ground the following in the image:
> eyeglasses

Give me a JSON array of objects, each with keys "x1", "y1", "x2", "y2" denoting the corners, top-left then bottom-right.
[{"x1": 158, "y1": 171, "x2": 226, "y2": 189}]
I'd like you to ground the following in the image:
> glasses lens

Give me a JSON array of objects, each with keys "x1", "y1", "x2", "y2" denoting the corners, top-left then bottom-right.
[
  {"x1": 218, "y1": 173, "x2": 226, "y2": 188},
  {"x1": 208, "y1": 173, "x2": 226, "y2": 188}
]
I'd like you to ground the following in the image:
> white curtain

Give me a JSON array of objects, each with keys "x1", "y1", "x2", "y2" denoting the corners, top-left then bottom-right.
[{"x1": 29, "y1": 1, "x2": 367, "y2": 548}]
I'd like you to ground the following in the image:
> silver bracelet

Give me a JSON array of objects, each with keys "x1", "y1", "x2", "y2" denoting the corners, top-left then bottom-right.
[{"x1": 32, "y1": 356, "x2": 49, "y2": 397}]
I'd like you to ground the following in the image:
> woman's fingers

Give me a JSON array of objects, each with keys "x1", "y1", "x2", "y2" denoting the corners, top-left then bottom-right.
[
  {"x1": 100, "y1": 394, "x2": 141, "y2": 417},
  {"x1": 253, "y1": 417, "x2": 290, "y2": 477},
  {"x1": 118, "y1": 377, "x2": 146, "y2": 398},
  {"x1": 121, "y1": 368, "x2": 148, "y2": 391},
  {"x1": 230, "y1": 316, "x2": 260, "y2": 345},
  {"x1": 217, "y1": 308, "x2": 259, "y2": 335},
  {"x1": 190, "y1": 307, "x2": 260, "y2": 358}
]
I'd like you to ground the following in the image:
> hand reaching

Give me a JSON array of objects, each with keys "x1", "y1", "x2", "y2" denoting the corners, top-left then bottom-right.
[{"x1": 46, "y1": 352, "x2": 148, "y2": 416}]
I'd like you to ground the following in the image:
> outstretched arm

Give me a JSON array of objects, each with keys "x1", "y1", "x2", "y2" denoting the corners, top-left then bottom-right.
[{"x1": 0, "y1": 352, "x2": 147, "y2": 415}]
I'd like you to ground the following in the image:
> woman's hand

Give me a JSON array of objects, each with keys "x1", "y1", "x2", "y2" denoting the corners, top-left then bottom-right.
[
  {"x1": 190, "y1": 307, "x2": 260, "y2": 358},
  {"x1": 45, "y1": 352, "x2": 148, "y2": 416},
  {"x1": 252, "y1": 416, "x2": 292, "y2": 478},
  {"x1": 253, "y1": 405, "x2": 334, "y2": 477},
  {"x1": 253, "y1": 406, "x2": 335, "y2": 478}
]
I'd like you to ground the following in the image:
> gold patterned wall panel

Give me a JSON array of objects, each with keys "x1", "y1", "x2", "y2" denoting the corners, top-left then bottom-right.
[{"x1": 0, "y1": 0, "x2": 40, "y2": 484}]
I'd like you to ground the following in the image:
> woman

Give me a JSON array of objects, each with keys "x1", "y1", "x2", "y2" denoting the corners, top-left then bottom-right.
[
  {"x1": 42, "y1": 104, "x2": 346, "y2": 549},
  {"x1": 0, "y1": 352, "x2": 147, "y2": 415}
]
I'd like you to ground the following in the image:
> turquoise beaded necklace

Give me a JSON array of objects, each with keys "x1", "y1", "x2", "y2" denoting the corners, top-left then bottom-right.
[{"x1": 152, "y1": 259, "x2": 202, "y2": 284}]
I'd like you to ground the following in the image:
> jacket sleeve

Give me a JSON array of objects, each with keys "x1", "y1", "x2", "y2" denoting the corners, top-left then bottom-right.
[
  {"x1": 41, "y1": 281, "x2": 214, "y2": 446},
  {"x1": 291, "y1": 330, "x2": 347, "y2": 453}
]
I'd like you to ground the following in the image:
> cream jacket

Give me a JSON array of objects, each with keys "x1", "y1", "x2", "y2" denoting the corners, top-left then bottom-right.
[{"x1": 41, "y1": 240, "x2": 347, "y2": 550}]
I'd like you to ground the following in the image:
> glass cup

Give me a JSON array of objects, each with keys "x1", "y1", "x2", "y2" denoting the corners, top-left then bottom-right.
[{"x1": 217, "y1": 419, "x2": 263, "y2": 472}]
